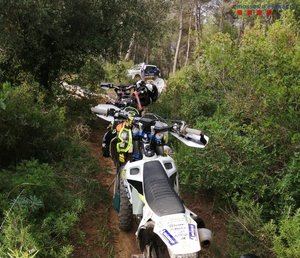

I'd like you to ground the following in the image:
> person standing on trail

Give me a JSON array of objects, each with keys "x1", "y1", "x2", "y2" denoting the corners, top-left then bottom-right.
[
  {"x1": 135, "y1": 80, "x2": 159, "y2": 107},
  {"x1": 152, "y1": 67, "x2": 166, "y2": 95}
]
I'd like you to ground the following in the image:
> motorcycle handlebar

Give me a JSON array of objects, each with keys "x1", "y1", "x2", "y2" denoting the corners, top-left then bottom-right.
[
  {"x1": 115, "y1": 84, "x2": 136, "y2": 91},
  {"x1": 100, "y1": 82, "x2": 114, "y2": 89},
  {"x1": 100, "y1": 82, "x2": 136, "y2": 91},
  {"x1": 92, "y1": 108, "x2": 205, "y2": 139}
]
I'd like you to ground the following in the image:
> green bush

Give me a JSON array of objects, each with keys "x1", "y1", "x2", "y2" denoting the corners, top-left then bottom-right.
[
  {"x1": 0, "y1": 152, "x2": 100, "y2": 257},
  {"x1": 56, "y1": 88, "x2": 99, "y2": 130},
  {"x1": 0, "y1": 160, "x2": 73, "y2": 257},
  {"x1": 154, "y1": 11, "x2": 300, "y2": 256},
  {"x1": 227, "y1": 200, "x2": 276, "y2": 258},
  {"x1": 103, "y1": 60, "x2": 133, "y2": 84},
  {"x1": 0, "y1": 83, "x2": 68, "y2": 166},
  {"x1": 65, "y1": 56, "x2": 106, "y2": 91},
  {"x1": 0, "y1": 83, "x2": 103, "y2": 257},
  {"x1": 273, "y1": 210, "x2": 300, "y2": 258},
  {"x1": 0, "y1": 210, "x2": 40, "y2": 258},
  {"x1": 78, "y1": 56, "x2": 106, "y2": 90}
]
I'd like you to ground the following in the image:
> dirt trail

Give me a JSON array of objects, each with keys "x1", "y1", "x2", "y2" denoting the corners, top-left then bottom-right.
[
  {"x1": 73, "y1": 129, "x2": 139, "y2": 258},
  {"x1": 73, "y1": 128, "x2": 228, "y2": 258},
  {"x1": 92, "y1": 140, "x2": 140, "y2": 258}
]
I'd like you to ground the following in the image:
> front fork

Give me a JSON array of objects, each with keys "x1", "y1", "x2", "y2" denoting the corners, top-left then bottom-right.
[{"x1": 112, "y1": 166, "x2": 122, "y2": 212}]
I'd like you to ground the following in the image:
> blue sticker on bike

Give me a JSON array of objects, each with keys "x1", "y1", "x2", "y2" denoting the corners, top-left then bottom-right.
[
  {"x1": 162, "y1": 229, "x2": 177, "y2": 245},
  {"x1": 189, "y1": 224, "x2": 196, "y2": 239}
]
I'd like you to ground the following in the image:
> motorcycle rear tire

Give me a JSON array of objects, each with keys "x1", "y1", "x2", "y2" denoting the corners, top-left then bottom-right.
[
  {"x1": 144, "y1": 239, "x2": 199, "y2": 258},
  {"x1": 144, "y1": 237, "x2": 170, "y2": 258}
]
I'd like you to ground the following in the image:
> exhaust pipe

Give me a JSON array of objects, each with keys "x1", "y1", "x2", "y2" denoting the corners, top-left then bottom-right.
[{"x1": 198, "y1": 228, "x2": 212, "y2": 248}]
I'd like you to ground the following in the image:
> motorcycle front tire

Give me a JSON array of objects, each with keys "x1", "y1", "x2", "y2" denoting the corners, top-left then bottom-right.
[{"x1": 118, "y1": 179, "x2": 133, "y2": 231}]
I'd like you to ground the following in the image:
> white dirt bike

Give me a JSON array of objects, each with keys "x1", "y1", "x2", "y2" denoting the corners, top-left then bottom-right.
[{"x1": 91, "y1": 104, "x2": 212, "y2": 258}]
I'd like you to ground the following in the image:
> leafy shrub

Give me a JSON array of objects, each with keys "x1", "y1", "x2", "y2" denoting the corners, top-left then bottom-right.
[
  {"x1": 227, "y1": 200, "x2": 276, "y2": 258},
  {"x1": 56, "y1": 89, "x2": 99, "y2": 129},
  {"x1": 103, "y1": 60, "x2": 133, "y2": 84},
  {"x1": 79, "y1": 56, "x2": 106, "y2": 89},
  {"x1": 151, "y1": 65, "x2": 218, "y2": 122},
  {"x1": 0, "y1": 83, "x2": 68, "y2": 166},
  {"x1": 154, "y1": 11, "x2": 300, "y2": 256},
  {"x1": 0, "y1": 154, "x2": 100, "y2": 257},
  {"x1": 0, "y1": 83, "x2": 103, "y2": 257},
  {"x1": 0, "y1": 210, "x2": 40, "y2": 258},
  {"x1": 65, "y1": 56, "x2": 106, "y2": 91},
  {"x1": 273, "y1": 210, "x2": 300, "y2": 257}
]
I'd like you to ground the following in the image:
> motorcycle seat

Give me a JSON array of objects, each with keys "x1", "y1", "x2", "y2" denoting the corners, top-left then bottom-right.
[{"x1": 143, "y1": 160, "x2": 185, "y2": 216}]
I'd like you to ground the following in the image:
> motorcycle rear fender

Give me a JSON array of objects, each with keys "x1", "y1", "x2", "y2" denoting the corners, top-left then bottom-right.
[
  {"x1": 137, "y1": 207, "x2": 201, "y2": 255},
  {"x1": 154, "y1": 213, "x2": 200, "y2": 255}
]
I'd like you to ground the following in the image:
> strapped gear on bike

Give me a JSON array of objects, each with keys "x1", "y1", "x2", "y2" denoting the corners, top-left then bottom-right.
[{"x1": 136, "y1": 80, "x2": 159, "y2": 106}]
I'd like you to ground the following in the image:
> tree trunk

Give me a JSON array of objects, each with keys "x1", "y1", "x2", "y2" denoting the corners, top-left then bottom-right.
[
  {"x1": 219, "y1": 2, "x2": 224, "y2": 32},
  {"x1": 132, "y1": 43, "x2": 137, "y2": 63},
  {"x1": 173, "y1": 0, "x2": 183, "y2": 73},
  {"x1": 185, "y1": 12, "x2": 192, "y2": 66},
  {"x1": 194, "y1": 0, "x2": 202, "y2": 45},
  {"x1": 119, "y1": 42, "x2": 123, "y2": 59},
  {"x1": 143, "y1": 46, "x2": 147, "y2": 62},
  {"x1": 238, "y1": 18, "x2": 244, "y2": 44},
  {"x1": 146, "y1": 42, "x2": 150, "y2": 64},
  {"x1": 194, "y1": 6, "x2": 199, "y2": 45},
  {"x1": 124, "y1": 32, "x2": 135, "y2": 61}
]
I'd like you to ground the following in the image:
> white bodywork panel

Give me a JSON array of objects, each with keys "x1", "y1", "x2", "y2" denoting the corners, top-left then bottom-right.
[
  {"x1": 123, "y1": 155, "x2": 201, "y2": 256},
  {"x1": 93, "y1": 104, "x2": 120, "y2": 122},
  {"x1": 171, "y1": 132, "x2": 209, "y2": 148},
  {"x1": 124, "y1": 155, "x2": 177, "y2": 184},
  {"x1": 138, "y1": 204, "x2": 201, "y2": 255},
  {"x1": 154, "y1": 213, "x2": 200, "y2": 255},
  {"x1": 93, "y1": 103, "x2": 120, "y2": 113}
]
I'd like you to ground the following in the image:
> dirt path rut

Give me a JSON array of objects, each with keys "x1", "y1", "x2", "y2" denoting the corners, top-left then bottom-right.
[
  {"x1": 73, "y1": 130, "x2": 139, "y2": 258},
  {"x1": 97, "y1": 145, "x2": 140, "y2": 258}
]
